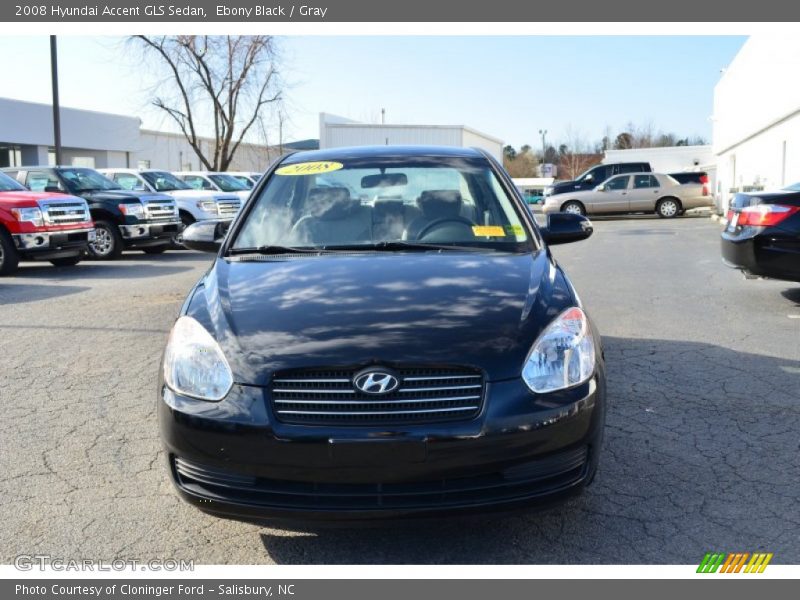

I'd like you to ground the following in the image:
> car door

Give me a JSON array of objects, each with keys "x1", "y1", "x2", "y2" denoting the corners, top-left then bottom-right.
[
  {"x1": 628, "y1": 174, "x2": 661, "y2": 211},
  {"x1": 590, "y1": 175, "x2": 630, "y2": 213}
]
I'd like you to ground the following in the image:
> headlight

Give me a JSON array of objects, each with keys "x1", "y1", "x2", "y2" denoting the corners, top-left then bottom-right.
[
  {"x1": 196, "y1": 200, "x2": 219, "y2": 214},
  {"x1": 163, "y1": 316, "x2": 233, "y2": 401},
  {"x1": 11, "y1": 207, "x2": 43, "y2": 226},
  {"x1": 522, "y1": 307, "x2": 595, "y2": 393},
  {"x1": 119, "y1": 202, "x2": 144, "y2": 218}
]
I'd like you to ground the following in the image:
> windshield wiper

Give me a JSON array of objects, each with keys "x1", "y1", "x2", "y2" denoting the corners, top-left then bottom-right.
[
  {"x1": 323, "y1": 241, "x2": 492, "y2": 252},
  {"x1": 227, "y1": 245, "x2": 331, "y2": 256}
]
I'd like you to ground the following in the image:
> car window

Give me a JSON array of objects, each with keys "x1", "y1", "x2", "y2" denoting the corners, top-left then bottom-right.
[
  {"x1": 0, "y1": 171, "x2": 26, "y2": 192},
  {"x1": 605, "y1": 176, "x2": 630, "y2": 191},
  {"x1": 232, "y1": 157, "x2": 531, "y2": 251},
  {"x1": 183, "y1": 176, "x2": 214, "y2": 191},
  {"x1": 633, "y1": 175, "x2": 659, "y2": 189},
  {"x1": 142, "y1": 171, "x2": 190, "y2": 192},
  {"x1": 114, "y1": 173, "x2": 147, "y2": 191},
  {"x1": 209, "y1": 174, "x2": 249, "y2": 192},
  {"x1": 26, "y1": 171, "x2": 64, "y2": 192},
  {"x1": 585, "y1": 166, "x2": 606, "y2": 182},
  {"x1": 619, "y1": 164, "x2": 646, "y2": 174}
]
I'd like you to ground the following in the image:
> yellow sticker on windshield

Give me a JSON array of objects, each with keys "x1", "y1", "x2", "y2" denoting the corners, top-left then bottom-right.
[
  {"x1": 275, "y1": 161, "x2": 344, "y2": 176},
  {"x1": 505, "y1": 224, "x2": 524, "y2": 236},
  {"x1": 472, "y1": 225, "x2": 506, "y2": 237}
]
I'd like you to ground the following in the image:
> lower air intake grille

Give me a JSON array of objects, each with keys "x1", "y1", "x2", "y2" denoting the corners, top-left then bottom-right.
[{"x1": 270, "y1": 366, "x2": 484, "y2": 426}]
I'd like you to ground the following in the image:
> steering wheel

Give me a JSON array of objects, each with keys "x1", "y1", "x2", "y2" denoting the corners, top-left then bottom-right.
[{"x1": 415, "y1": 217, "x2": 475, "y2": 241}]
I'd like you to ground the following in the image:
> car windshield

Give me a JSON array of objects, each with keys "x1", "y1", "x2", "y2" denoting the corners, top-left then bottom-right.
[
  {"x1": 230, "y1": 175, "x2": 255, "y2": 189},
  {"x1": 209, "y1": 174, "x2": 250, "y2": 192},
  {"x1": 60, "y1": 168, "x2": 121, "y2": 192},
  {"x1": 231, "y1": 156, "x2": 533, "y2": 253},
  {"x1": 0, "y1": 172, "x2": 25, "y2": 192},
  {"x1": 142, "y1": 171, "x2": 191, "y2": 191},
  {"x1": 784, "y1": 182, "x2": 800, "y2": 192}
]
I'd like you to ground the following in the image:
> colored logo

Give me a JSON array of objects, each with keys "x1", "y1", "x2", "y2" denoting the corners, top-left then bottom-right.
[{"x1": 697, "y1": 552, "x2": 773, "y2": 573}]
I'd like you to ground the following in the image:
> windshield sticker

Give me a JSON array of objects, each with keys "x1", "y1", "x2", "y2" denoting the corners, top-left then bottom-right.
[
  {"x1": 472, "y1": 225, "x2": 506, "y2": 237},
  {"x1": 505, "y1": 224, "x2": 524, "y2": 236},
  {"x1": 275, "y1": 161, "x2": 344, "y2": 176}
]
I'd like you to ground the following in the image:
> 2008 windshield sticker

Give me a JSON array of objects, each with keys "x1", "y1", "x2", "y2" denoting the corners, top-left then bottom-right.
[{"x1": 275, "y1": 161, "x2": 344, "y2": 176}]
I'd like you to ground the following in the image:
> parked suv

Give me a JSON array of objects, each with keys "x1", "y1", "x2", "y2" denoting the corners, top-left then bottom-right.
[
  {"x1": 174, "y1": 171, "x2": 252, "y2": 202},
  {"x1": 546, "y1": 162, "x2": 652, "y2": 197},
  {"x1": 100, "y1": 169, "x2": 243, "y2": 228},
  {"x1": 0, "y1": 171, "x2": 94, "y2": 275},
  {"x1": 2, "y1": 167, "x2": 181, "y2": 259}
]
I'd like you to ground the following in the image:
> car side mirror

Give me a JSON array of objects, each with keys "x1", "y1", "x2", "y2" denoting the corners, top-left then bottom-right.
[
  {"x1": 540, "y1": 213, "x2": 593, "y2": 245},
  {"x1": 180, "y1": 220, "x2": 229, "y2": 253},
  {"x1": 596, "y1": 184, "x2": 606, "y2": 192}
]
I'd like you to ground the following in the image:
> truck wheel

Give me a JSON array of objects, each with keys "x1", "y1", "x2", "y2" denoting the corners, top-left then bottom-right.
[
  {"x1": 656, "y1": 197, "x2": 681, "y2": 218},
  {"x1": 171, "y1": 212, "x2": 195, "y2": 249},
  {"x1": 88, "y1": 220, "x2": 123, "y2": 260},
  {"x1": 143, "y1": 246, "x2": 168, "y2": 255},
  {"x1": 561, "y1": 201, "x2": 586, "y2": 216},
  {"x1": 49, "y1": 256, "x2": 82, "y2": 267},
  {"x1": 0, "y1": 229, "x2": 21, "y2": 276}
]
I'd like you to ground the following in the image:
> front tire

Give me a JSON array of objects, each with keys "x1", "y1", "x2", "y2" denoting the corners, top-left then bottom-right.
[
  {"x1": 656, "y1": 197, "x2": 681, "y2": 218},
  {"x1": 88, "y1": 220, "x2": 123, "y2": 260},
  {"x1": 0, "y1": 228, "x2": 20, "y2": 276},
  {"x1": 49, "y1": 256, "x2": 81, "y2": 267},
  {"x1": 561, "y1": 201, "x2": 586, "y2": 216}
]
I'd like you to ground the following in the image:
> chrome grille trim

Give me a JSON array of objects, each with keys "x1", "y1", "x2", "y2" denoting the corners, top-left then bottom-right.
[
  {"x1": 217, "y1": 198, "x2": 242, "y2": 217},
  {"x1": 270, "y1": 367, "x2": 484, "y2": 425},
  {"x1": 38, "y1": 200, "x2": 91, "y2": 225},
  {"x1": 144, "y1": 199, "x2": 177, "y2": 221}
]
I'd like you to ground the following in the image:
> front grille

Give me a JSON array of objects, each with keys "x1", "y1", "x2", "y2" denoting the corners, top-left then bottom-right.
[
  {"x1": 172, "y1": 446, "x2": 588, "y2": 511},
  {"x1": 144, "y1": 200, "x2": 177, "y2": 221},
  {"x1": 270, "y1": 366, "x2": 484, "y2": 426},
  {"x1": 40, "y1": 201, "x2": 90, "y2": 225},
  {"x1": 217, "y1": 198, "x2": 242, "y2": 217}
]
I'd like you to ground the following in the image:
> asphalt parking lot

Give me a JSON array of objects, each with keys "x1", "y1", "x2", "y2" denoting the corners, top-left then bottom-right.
[{"x1": 1, "y1": 215, "x2": 798, "y2": 564}]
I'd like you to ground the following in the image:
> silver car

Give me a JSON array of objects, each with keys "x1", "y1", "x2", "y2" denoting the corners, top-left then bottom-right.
[{"x1": 542, "y1": 173, "x2": 713, "y2": 218}]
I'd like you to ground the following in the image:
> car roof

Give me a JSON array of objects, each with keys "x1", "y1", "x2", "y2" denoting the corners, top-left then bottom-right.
[{"x1": 279, "y1": 145, "x2": 487, "y2": 165}]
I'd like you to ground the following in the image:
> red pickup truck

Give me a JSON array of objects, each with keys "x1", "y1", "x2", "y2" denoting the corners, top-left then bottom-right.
[{"x1": 0, "y1": 171, "x2": 95, "y2": 276}]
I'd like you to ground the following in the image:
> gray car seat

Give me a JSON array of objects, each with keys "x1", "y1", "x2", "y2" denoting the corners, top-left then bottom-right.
[{"x1": 290, "y1": 187, "x2": 373, "y2": 245}]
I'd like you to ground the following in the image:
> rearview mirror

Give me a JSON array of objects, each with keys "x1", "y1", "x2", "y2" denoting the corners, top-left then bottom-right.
[
  {"x1": 540, "y1": 213, "x2": 593, "y2": 245},
  {"x1": 596, "y1": 184, "x2": 606, "y2": 192},
  {"x1": 180, "y1": 220, "x2": 229, "y2": 253},
  {"x1": 361, "y1": 173, "x2": 408, "y2": 188}
]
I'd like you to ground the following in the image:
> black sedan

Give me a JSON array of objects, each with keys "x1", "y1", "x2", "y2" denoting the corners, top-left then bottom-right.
[
  {"x1": 721, "y1": 184, "x2": 800, "y2": 282},
  {"x1": 160, "y1": 145, "x2": 605, "y2": 523}
]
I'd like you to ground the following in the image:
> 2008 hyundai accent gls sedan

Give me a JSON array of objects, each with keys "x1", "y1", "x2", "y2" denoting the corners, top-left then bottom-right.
[{"x1": 159, "y1": 145, "x2": 606, "y2": 523}]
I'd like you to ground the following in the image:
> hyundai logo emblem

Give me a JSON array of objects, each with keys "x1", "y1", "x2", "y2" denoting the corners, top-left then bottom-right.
[{"x1": 353, "y1": 369, "x2": 400, "y2": 395}]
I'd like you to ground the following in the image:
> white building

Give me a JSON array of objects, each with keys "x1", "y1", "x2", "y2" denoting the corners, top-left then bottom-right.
[
  {"x1": 319, "y1": 113, "x2": 504, "y2": 160},
  {"x1": 0, "y1": 97, "x2": 283, "y2": 172},
  {"x1": 713, "y1": 36, "x2": 800, "y2": 211}
]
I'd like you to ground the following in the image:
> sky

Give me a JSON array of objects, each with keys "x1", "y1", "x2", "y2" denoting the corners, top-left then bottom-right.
[{"x1": 0, "y1": 35, "x2": 746, "y2": 149}]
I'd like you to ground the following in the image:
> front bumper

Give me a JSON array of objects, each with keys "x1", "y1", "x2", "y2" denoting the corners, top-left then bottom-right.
[
  {"x1": 120, "y1": 221, "x2": 182, "y2": 247},
  {"x1": 721, "y1": 228, "x2": 800, "y2": 282},
  {"x1": 159, "y1": 373, "x2": 606, "y2": 523},
  {"x1": 13, "y1": 227, "x2": 95, "y2": 259}
]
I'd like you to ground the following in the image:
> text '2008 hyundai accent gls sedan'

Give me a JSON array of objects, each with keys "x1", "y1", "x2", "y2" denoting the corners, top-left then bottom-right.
[{"x1": 159, "y1": 146, "x2": 606, "y2": 523}]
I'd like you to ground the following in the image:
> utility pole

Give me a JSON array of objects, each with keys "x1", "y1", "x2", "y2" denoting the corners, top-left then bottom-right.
[
  {"x1": 50, "y1": 35, "x2": 63, "y2": 166},
  {"x1": 538, "y1": 129, "x2": 547, "y2": 176}
]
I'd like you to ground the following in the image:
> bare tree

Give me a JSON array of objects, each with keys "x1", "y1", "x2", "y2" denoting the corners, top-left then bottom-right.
[
  {"x1": 134, "y1": 35, "x2": 283, "y2": 171},
  {"x1": 558, "y1": 126, "x2": 599, "y2": 180}
]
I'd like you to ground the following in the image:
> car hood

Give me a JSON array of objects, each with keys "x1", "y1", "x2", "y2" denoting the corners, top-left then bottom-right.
[
  {"x1": 187, "y1": 250, "x2": 576, "y2": 385},
  {"x1": 165, "y1": 189, "x2": 239, "y2": 201},
  {"x1": 80, "y1": 190, "x2": 172, "y2": 203}
]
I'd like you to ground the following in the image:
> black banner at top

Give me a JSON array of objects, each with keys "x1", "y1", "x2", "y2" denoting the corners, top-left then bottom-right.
[{"x1": 2, "y1": 0, "x2": 800, "y2": 22}]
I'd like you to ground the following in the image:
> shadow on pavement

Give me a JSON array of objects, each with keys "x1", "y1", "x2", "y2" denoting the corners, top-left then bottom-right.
[
  {"x1": 0, "y1": 283, "x2": 89, "y2": 305},
  {"x1": 780, "y1": 287, "x2": 800, "y2": 306},
  {"x1": 257, "y1": 336, "x2": 800, "y2": 564}
]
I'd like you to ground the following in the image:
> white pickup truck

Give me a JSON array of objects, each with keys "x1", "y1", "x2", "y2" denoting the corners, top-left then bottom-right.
[
  {"x1": 173, "y1": 171, "x2": 252, "y2": 203},
  {"x1": 100, "y1": 169, "x2": 243, "y2": 227}
]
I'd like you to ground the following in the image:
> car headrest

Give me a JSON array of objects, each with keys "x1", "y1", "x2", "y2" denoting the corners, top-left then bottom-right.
[
  {"x1": 307, "y1": 187, "x2": 359, "y2": 220},
  {"x1": 417, "y1": 190, "x2": 462, "y2": 218}
]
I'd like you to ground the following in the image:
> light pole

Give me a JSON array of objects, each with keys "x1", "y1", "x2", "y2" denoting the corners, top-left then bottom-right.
[
  {"x1": 50, "y1": 35, "x2": 62, "y2": 166},
  {"x1": 538, "y1": 129, "x2": 547, "y2": 176}
]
